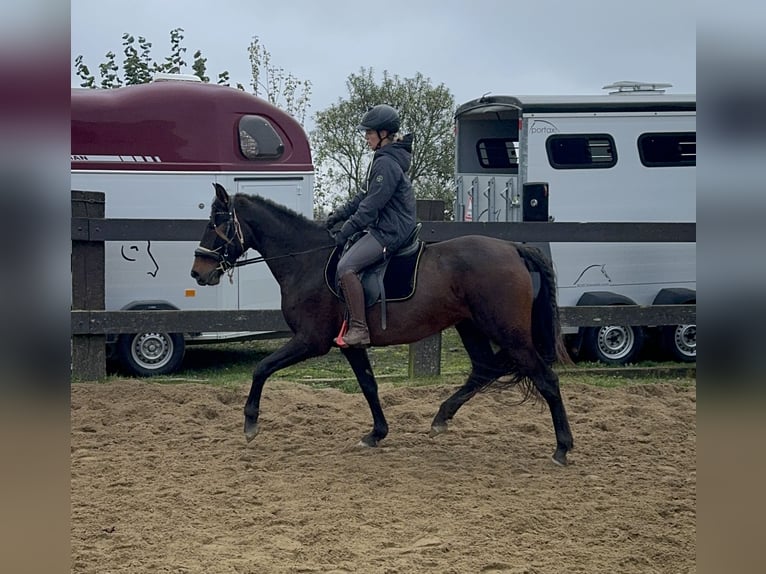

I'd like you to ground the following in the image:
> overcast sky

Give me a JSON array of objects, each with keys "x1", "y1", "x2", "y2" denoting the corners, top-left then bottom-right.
[{"x1": 71, "y1": 0, "x2": 696, "y2": 122}]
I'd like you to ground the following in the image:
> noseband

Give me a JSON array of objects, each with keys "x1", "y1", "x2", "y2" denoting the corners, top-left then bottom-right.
[{"x1": 194, "y1": 206, "x2": 245, "y2": 275}]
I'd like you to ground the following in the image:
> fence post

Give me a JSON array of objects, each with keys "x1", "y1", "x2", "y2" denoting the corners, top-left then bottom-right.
[
  {"x1": 71, "y1": 190, "x2": 106, "y2": 380},
  {"x1": 409, "y1": 200, "x2": 445, "y2": 378}
]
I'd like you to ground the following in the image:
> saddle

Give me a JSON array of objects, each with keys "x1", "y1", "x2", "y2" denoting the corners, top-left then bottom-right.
[{"x1": 325, "y1": 224, "x2": 425, "y2": 330}]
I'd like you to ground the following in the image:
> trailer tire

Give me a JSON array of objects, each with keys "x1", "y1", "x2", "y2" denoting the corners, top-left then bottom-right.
[
  {"x1": 117, "y1": 332, "x2": 185, "y2": 377},
  {"x1": 651, "y1": 289, "x2": 696, "y2": 363},
  {"x1": 660, "y1": 324, "x2": 696, "y2": 362},
  {"x1": 583, "y1": 324, "x2": 645, "y2": 365}
]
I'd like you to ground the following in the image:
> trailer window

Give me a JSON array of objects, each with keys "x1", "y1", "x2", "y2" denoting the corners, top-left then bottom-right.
[
  {"x1": 476, "y1": 138, "x2": 518, "y2": 170},
  {"x1": 238, "y1": 115, "x2": 285, "y2": 160},
  {"x1": 638, "y1": 132, "x2": 696, "y2": 167},
  {"x1": 546, "y1": 134, "x2": 617, "y2": 169}
]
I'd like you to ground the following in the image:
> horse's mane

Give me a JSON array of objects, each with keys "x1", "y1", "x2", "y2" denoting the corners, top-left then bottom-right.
[{"x1": 235, "y1": 192, "x2": 324, "y2": 233}]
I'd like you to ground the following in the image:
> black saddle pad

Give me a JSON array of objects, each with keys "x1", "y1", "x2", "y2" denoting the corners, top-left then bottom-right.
[{"x1": 325, "y1": 242, "x2": 425, "y2": 304}]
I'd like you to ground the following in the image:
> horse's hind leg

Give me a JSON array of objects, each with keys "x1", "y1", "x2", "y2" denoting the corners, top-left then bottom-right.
[
  {"x1": 535, "y1": 363, "x2": 573, "y2": 466},
  {"x1": 430, "y1": 320, "x2": 502, "y2": 437},
  {"x1": 506, "y1": 345, "x2": 574, "y2": 466},
  {"x1": 341, "y1": 347, "x2": 388, "y2": 447}
]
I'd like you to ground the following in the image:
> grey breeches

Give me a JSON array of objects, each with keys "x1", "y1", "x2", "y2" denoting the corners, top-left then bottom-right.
[{"x1": 337, "y1": 232, "x2": 384, "y2": 278}]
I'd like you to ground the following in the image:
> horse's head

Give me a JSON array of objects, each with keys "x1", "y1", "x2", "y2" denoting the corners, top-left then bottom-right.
[{"x1": 191, "y1": 183, "x2": 246, "y2": 286}]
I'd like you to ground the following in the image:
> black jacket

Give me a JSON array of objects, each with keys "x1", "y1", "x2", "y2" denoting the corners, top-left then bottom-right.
[{"x1": 333, "y1": 134, "x2": 416, "y2": 252}]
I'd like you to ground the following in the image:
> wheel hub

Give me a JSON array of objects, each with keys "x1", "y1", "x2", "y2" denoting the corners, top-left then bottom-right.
[
  {"x1": 674, "y1": 324, "x2": 696, "y2": 357},
  {"x1": 132, "y1": 332, "x2": 172, "y2": 366},
  {"x1": 597, "y1": 326, "x2": 634, "y2": 360}
]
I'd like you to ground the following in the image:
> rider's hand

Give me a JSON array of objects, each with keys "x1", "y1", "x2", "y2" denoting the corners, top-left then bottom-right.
[
  {"x1": 325, "y1": 213, "x2": 342, "y2": 230},
  {"x1": 334, "y1": 231, "x2": 347, "y2": 247},
  {"x1": 334, "y1": 220, "x2": 357, "y2": 247}
]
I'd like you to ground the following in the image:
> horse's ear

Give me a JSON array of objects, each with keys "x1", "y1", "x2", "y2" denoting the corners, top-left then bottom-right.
[{"x1": 213, "y1": 183, "x2": 230, "y2": 206}]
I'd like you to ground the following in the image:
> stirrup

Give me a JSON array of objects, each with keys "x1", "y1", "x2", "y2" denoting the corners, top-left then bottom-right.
[
  {"x1": 333, "y1": 320, "x2": 348, "y2": 347},
  {"x1": 334, "y1": 320, "x2": 370, "y2": 348}
]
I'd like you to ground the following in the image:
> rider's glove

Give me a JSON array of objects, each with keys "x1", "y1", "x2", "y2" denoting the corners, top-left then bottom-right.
[
  {"x1": 325, "y1": 212, "x2": 343, "y2": 230},
  {"x1": 334, "y1": 220, "x2": 356, "y2": 246}
]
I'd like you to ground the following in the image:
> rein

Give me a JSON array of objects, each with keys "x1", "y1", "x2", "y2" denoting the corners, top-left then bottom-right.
[{"x1": 231, "y1": 244, "x2": 334, "y2": 268}]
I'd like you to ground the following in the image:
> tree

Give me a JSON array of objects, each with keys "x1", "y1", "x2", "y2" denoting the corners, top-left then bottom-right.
[
  {"x1": 311, "y1": 68, "x2": 456, "y2": 218},
  {"x1": 74, "y1": 28, "x2": 219, "y2": 89},
  {"x1": 247, "y1": 36, "x2": 312, "y2": 126},
  {"x1": 73, "y1": 31, "x2": 311, "y2": 128}
]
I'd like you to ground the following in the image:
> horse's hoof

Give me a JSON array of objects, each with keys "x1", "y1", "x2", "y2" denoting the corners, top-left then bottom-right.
[
  {"x1": 552, "y1": 451, "x2": 568, "y2": 466},
  {"x1": 429, "y1": 423, "x2": 448, "y2": 438},
  {"x1": 244, "y1": 422, "x2": 260, "y2": 443},
  {"x1": 359, "y1": 435, "x2": 379, "y2": 448}
]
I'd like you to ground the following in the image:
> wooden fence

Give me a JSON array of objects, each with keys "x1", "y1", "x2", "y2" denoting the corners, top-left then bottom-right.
[{"x1": 71, "y1": 191, "x2": 696, "y2": 380}]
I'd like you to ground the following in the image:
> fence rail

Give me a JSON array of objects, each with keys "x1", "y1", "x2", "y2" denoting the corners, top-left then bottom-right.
[
  {"x1": 72, "y1": 217, "x2": 696, "y2": 243},
  {"x1": 71, "y1": 305, "x2": 696, "y2": 336},
  {"x1": 71, "y1": 190, "x2": 696, "y2": 381}
]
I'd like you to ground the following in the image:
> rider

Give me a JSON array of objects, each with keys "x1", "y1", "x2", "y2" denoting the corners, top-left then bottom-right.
[{"x1": 326, "y1": 104, "x2": 417, "y2": 348}]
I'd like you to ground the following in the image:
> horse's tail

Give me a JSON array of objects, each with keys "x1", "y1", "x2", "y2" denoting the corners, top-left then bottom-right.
[{"x1": 516, "y1": 244, "x2": 573, "y2": 366}]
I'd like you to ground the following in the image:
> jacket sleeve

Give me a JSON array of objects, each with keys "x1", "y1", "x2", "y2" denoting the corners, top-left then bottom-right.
[
  {"x1": 345, "y1": 157, "x2": 401, "y2": 232},
  {"x1": 330, "y1": 191, "x2": 364, "y2": 222}
]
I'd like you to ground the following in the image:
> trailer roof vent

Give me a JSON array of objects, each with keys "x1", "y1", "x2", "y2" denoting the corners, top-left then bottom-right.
[
  {"x1": 151, "y1": 73, "x2": 202, "y2": 83},
  {"x1": 603, "y1": 81, "x2": 672, "y2": 95}
]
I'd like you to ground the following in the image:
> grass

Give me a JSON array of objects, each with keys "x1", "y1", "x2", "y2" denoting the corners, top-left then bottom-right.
[{"x1": 106, "y1": 328, "x2": 696, "y2": 391}]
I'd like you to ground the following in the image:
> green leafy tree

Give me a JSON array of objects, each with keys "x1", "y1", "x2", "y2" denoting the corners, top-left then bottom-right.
[
  {"x1": 311, "y1": 68, "x2": 455, "y2": 218},
  {"x1": 121, "y1": 34, "x2": 154, "y2": 85},
  {"x1": 74, "y1": 28, "x2": 209, "y2": 88},
  {"x1": 247, "y1": 36, "x2": 311, "y2": 126},
  {"x1": 158, "y1": 27, "x2": 187, "y2": 75},
  {"x1": 74, "y1": 32, "x2": 311, "y2": 128}
]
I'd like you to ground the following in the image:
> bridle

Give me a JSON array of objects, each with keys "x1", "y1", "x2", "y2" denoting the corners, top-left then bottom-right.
[
  {"x1": 194, "y1": 202, "x2": 334, "y2": 279},
  {"x1": 193, "y1": 205, "x2": 245, "y2": 276}
]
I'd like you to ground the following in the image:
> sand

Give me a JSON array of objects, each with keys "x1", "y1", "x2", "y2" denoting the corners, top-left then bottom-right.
[{"x1": 71, "y1": 378, "x2": 696, "y2": 573}]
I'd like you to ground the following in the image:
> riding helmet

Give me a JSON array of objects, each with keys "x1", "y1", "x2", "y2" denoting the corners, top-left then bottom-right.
[{"x1": 357, "y1": 104, "x2": 400, "y2": 134}]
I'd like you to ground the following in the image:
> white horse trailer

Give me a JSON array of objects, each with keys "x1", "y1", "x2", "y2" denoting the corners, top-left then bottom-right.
[
  {"x1": 72, "y1": 77, "x2": 314, "y2": 376},
  {"x1": 454, "y1": 82, "x2": 695, "y2": 364}
]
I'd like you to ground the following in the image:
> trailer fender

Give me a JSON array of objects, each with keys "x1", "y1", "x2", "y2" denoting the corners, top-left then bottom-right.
[
  {"x1": 652, "y1": 287, "x2": 696, "y2": 306},
  {"x1": 577, "y1": 291, "x2": 637, "y2": 307},
  {"x1": 121, "y1": 300, "x2": 180, "y2": 312}
]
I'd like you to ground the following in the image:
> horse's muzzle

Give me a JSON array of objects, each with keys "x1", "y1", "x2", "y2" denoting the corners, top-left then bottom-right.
[
  {"x1": 190, "y1": 263, "x2": 222, "y2": 286},
  {"x1": 196, "y1": 272, "x2": 221, "y2": 286}
]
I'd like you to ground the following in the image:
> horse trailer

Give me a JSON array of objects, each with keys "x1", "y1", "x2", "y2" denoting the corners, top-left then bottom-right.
[
  {"x1": 71, "y1": 76, "x2": 314, "y2": 376},
  {"x1": 454, "y1": 82, "x2": 696, "y2": 364}
]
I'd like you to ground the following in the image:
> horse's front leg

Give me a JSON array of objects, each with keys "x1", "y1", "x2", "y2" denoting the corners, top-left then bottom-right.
[
  {"x1": 244, "y1": 336, "x2": 324, "y2": 442},
  {"x1": 340, "y1": 347, "x2": 388, "y2": 447}
]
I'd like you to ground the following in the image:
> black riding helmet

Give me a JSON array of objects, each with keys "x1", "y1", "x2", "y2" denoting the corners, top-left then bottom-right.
[{"x1": 357, "y1": 104, "x2": 400, "y2": 134}]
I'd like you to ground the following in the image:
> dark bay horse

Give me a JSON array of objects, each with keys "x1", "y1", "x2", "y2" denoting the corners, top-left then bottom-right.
[{"x1": 191, "y1": 183, "x2": 574, "y2": 465}]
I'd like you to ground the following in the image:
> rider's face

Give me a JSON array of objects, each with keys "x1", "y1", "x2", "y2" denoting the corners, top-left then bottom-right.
[{"x1": 364, "y1": 129, "x2": 386, "y2": 150}]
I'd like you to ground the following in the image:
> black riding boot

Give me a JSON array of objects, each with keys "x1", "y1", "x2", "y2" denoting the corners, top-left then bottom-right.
[{"x1": 335, "y1": 272, "x2": 370, "y2": 348}]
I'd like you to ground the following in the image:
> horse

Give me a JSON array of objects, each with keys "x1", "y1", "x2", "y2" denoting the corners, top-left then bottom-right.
[{"x1": 191, "y1": 183, "x2": 574, "y2": 465}]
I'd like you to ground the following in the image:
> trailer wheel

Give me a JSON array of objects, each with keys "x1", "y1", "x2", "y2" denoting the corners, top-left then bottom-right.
[
  {"x1": 583, "y1": 325, "x2": 645, "y2": 365},
  {"x1": 117, "y1": 332, "x2": 185, "y2": 377},
  {"x1": 660, "y1": 324, "x2": 696, "y2": 362}
]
